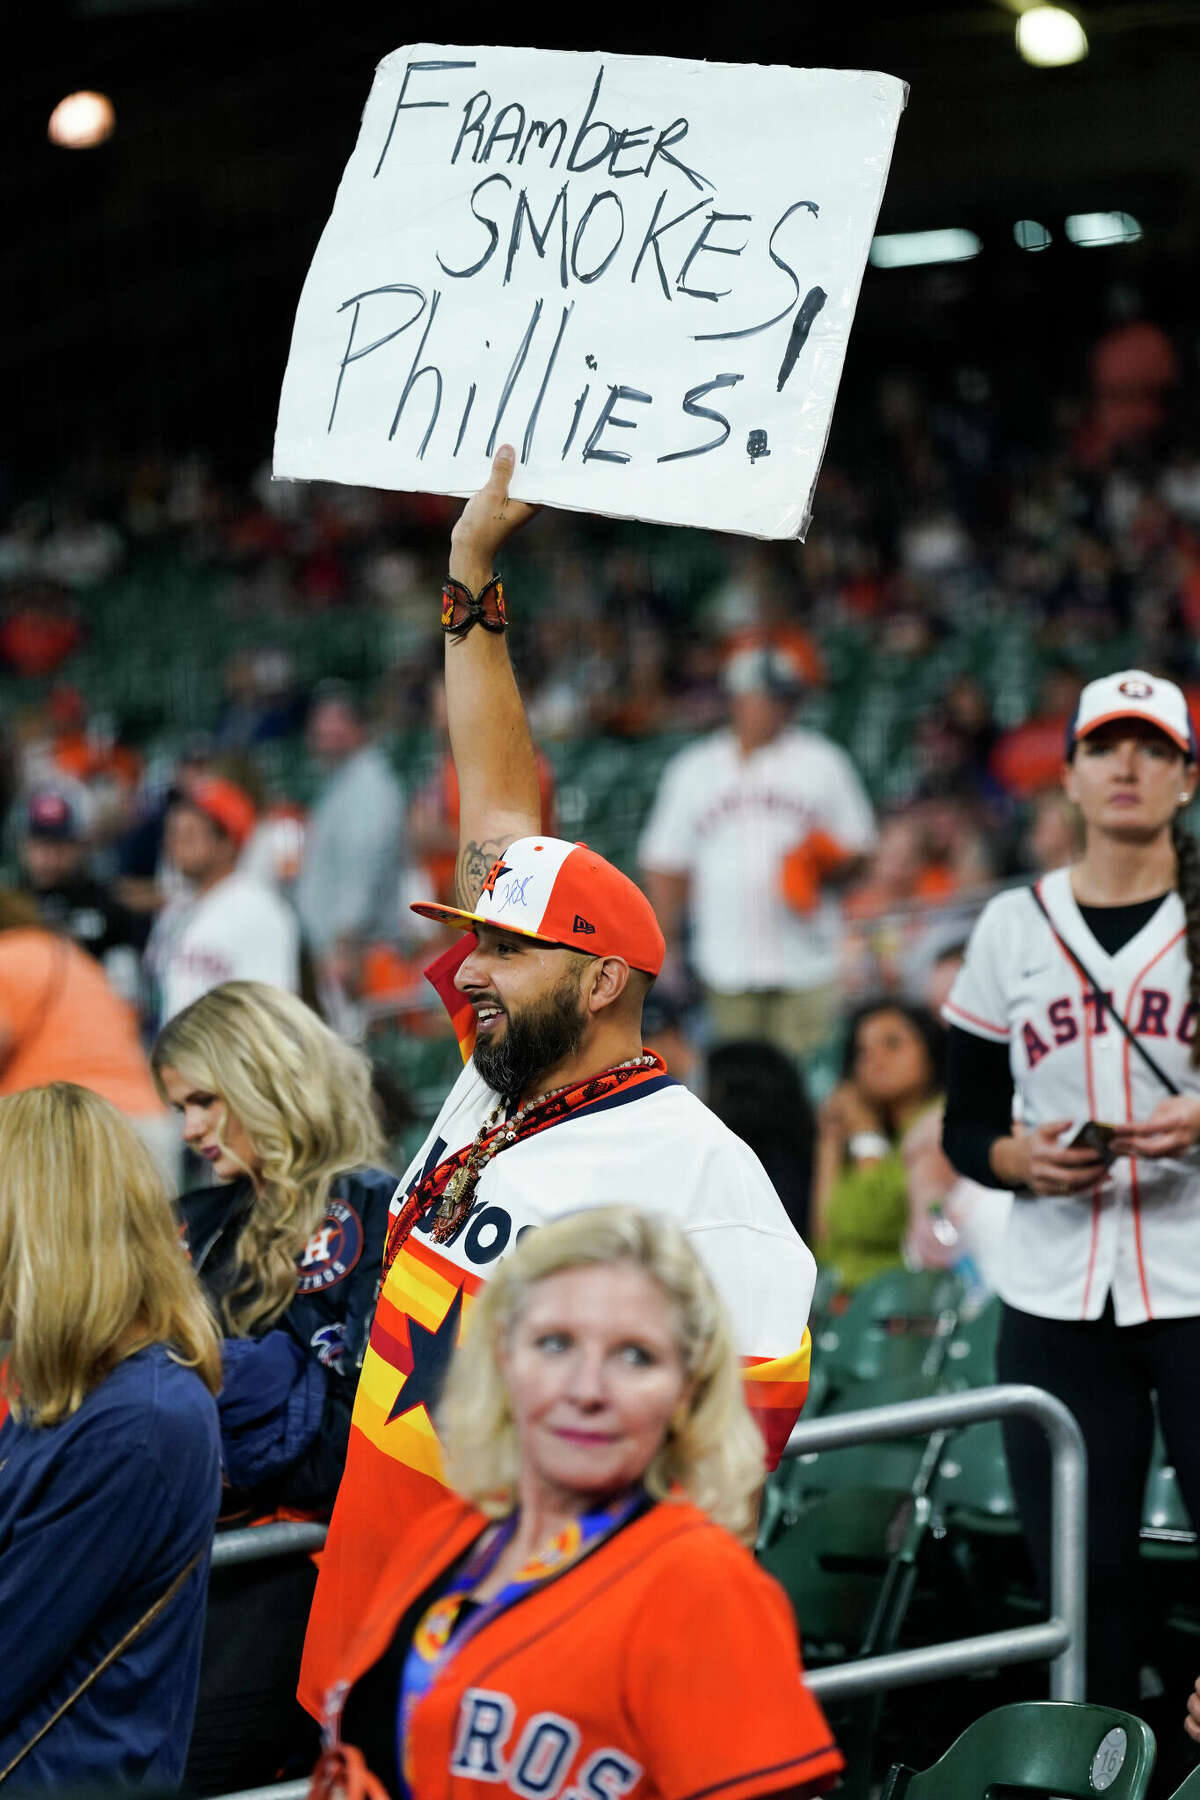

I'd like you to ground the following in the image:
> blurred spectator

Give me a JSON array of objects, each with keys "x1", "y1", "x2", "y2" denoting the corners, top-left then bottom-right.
[
  {"x1": 1026, "y1": 787, "x2": 1084, "y2": 874},
  {"x1": 845, "y1": 813, "x2": 957, "y2": 921},
  {"x1": 705, "y1": 1039, "x2": 815, "y2": 1240},
  {"x1": 38, "y1": 503, "x2": 124, "y2": 588},
  {"x1": 115, "y1": 736, "x2": 215, "y2": 912},
  {"x1": 0, "y1": 888, "x2": 175, "y2": 1180},
  {"x1": 1078, "y1": 308, "x2": 1180, "y2": 468},
  {"x1": 145, "y1": 777, "x2": 300, "y2": 1026},
  {"x1": 0, "y1": 1083, "x2": 220, "y2": 1793},
  {"x1": 640, "y1": 644, "x2": 875, "y2": 1059},
  {"x1": 20, "y1": 686, "x2": 143, "y2": 844},
  {"x1": 813, "y1": 1000, "x2": 958, "y2": 1291},
  {"x1": 990, "y1": 666, "x2": 1085, "y2": 798},
  {"x1": 16, "y1": 786, "x2": 149, "y2": 1000},
  {"x1": 0, "y1": 582, "x2": 82, "y2": 678},
  {"x1": 294, "y1": 683, "x2": 405, "y2": 990},
  {"x1": 841, "y1": 813, "x2": 960, "y2": 993},
  {"x1": 213, "y1": 648, "x2": 304, "y2": 752}
]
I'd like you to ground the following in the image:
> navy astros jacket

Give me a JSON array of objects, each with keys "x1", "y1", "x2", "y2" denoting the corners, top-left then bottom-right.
[
  {"x1": 178, "y1": 1165, "x2": 394, "y2": 1517},
  {"x1": 0, "y1": 1345, "x2": 221, "y2": 1789}
]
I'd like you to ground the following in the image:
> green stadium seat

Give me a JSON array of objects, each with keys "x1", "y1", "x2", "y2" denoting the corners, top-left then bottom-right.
[
  {"x1": 943, "y1": 1295, "x2": 1001, "y2": 1387},
  {"x1": 816, "y1": 1268, "x2": 966, "y2": 1390},
  {"x1": 935, "y1": 1420, "x2": 1019, "y2": 1536},
  {"x1": 761, "y1": 1486, "x2": 929, "y2": 1664},
  {"x1": 1165, "y1": 1767, "x2": 1200, "y2": 1797},
  {"x1": 879, "y1": 1700, "x2": 1156, "y2": 1800}
]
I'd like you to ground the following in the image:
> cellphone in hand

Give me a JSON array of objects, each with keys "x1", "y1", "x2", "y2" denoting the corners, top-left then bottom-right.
[{"x1": 1059, "y1": 1118, "x2": 1117, "y2": 1163}]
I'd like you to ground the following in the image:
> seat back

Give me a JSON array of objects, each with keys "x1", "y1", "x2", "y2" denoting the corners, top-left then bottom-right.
[
  {"x1": 936, "y1": 1420, "x2": 1019, "y2": 1532},
  {"x1": 1165, "y1": 1766, "x2": 1200, "y2": 1797},
  {"x1": 818, "y1": 1268, "x2": 965, "y2": 1388},
  {"x1": 882, "y1": 1701, "x2": 1156, "y2": 1800}
]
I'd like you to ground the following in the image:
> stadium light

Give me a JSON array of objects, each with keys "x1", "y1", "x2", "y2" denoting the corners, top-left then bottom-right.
[
  {"x1": 1065, "y1": 211, "x2": 1143, "y2": 247},
  {"x1": 1016, "y1": 6, "x2": 1089, "y2": 67},
  {"x1": 869, "y1": 229, "x2": 981, "y2": 270},
  {"x1": 1014, "y1": 219, "x2": 1053, "y2": 252},
  {"x1": 48, "y1": 91, "x2": 116, "y2": 149}
]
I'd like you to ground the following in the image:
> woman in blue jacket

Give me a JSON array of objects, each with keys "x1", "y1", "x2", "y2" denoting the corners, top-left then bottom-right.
[
  {"x1": 152, "y1": 980, "x2": 394, "y2": 1519},
  {"x1": 0, "y1": 1081, "x2": 222, "y2": 1791}
]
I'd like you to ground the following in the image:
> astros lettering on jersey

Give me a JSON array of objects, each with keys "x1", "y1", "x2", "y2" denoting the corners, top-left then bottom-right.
[
  {"x1": 945, "y1": 865, "x2": 1200, "y2": 1325},
  {"x1": 300, "y1": 938, "x2": 817, "y2": 1715}
]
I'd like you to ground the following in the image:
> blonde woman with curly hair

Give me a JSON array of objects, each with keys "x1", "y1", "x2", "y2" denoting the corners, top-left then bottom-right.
[
  {"x1": 314, "y1": 1207, "x2": 843, "y2": 1800},
  {"x1": 0, "y1": 1083, "x2": 221, "y2": 1791},
  {"x1": 152, "y1": 981, "x2": 393, "y2": 1519}
]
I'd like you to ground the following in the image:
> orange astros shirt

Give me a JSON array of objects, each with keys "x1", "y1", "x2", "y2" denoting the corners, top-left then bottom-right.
[{"x1": 327, "y1": 1493, "x2": 843, "y2": 1800}]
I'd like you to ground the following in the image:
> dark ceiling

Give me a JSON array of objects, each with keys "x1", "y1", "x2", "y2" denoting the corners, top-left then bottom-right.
[{"x1": 7, "y1": 0, "x2": 1200, "y2": 477}]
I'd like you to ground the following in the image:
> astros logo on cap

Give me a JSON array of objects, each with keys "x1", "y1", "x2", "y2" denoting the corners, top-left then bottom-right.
[
  {"x1": 410, "y1": 836, "x2": 666, "y2": 975},
  {"x1": 1067, "y1": 668, "x2": 1198, "y2": 760}
]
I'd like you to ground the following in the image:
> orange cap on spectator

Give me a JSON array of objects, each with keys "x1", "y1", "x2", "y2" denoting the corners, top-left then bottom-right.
[{"x1": 183, "y1": 776, "x2": 257, "y2": 848}]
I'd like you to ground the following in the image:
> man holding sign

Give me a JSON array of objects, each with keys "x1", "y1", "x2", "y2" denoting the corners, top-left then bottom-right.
[{"x1": 298, "y1": 448, "x2": 819, "y2": 1715}]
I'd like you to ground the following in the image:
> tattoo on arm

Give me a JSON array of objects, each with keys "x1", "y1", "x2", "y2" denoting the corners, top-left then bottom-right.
[{"x1": 456, "y1": 839, "x2": 511, "y2": 909}]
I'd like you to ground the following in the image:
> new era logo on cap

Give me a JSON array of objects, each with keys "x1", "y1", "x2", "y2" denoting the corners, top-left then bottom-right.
[{"x1": 410, "y1": 836, "x2": 666, "y2": 975}]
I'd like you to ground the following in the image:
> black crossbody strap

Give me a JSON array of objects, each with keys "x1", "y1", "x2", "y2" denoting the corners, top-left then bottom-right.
[{"x1": 1029, "y1": 884, "x2": 1181, "y2": 1098}]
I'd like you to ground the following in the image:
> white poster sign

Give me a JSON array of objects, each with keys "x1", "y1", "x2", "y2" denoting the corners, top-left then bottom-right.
[{"x1": 274, "y1": 45, "x2": 906, "y2": 539}]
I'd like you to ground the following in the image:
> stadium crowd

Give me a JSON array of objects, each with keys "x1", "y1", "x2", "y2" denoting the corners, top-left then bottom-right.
[{"x1": 5, "y1": 301, "x2": 1200, "y2": 1796}]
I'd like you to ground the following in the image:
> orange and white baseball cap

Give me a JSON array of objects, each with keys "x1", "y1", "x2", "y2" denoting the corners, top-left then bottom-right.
[
  {"x1": 1067, "y1": 670, "x2": 1197, "y2": 760},
  {"x1": 180, "y1": 775, "x2": 258, "y2": 848},
  {"x1": 411, "y1": 836, "x2": 665, "y2": 976}
]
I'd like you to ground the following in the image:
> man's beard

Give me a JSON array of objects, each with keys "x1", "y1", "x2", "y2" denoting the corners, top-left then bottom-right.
[{"x1": 472, "y1": 969, "x2": 588, "y2": 1100}]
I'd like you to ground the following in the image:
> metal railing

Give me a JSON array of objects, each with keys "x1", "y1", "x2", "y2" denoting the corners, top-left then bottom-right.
[
  {"x1": 211, "y1": 1521, "x2": 327, "y2": 1570},
  {"x1": 783, "y1": 1383, "x2": 1087, "y2": 1703}
]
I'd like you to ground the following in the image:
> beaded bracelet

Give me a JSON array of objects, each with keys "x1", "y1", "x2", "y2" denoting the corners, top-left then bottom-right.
[{"x1": 441, "y1": 575, "x2": 507, "y2": 640}]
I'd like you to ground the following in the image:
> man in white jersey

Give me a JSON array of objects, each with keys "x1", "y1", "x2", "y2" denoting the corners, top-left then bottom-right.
[
  {"x1": 145, "y1": 775, "x2": 300, "y2": 1024},
  {"x1": 298, "y1": 448, "x2": 818, "y2": 1716},
  {"x1": 639, "y1": 643, "x2": 875, "y2": 1058}
]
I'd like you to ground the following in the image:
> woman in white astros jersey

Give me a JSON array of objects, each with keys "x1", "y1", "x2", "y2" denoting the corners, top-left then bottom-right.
[{"x1": 941, "y1": 669, "x2": 1200, "y2": 1712}]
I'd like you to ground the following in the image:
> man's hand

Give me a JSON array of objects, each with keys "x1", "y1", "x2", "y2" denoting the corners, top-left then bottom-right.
[
  {"x1": 449, "y1": 445, "x2": 539, "y2": 594},
  {"x1": 1111, "y1": 1096, "x2": 1200, "y2": 1161},
  {"x1": 990, "y1": 1119, "x2": 1110, "y2": 1195}
]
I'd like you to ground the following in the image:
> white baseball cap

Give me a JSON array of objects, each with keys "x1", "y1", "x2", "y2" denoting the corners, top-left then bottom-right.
[{"x1": 1066, "y1": 670, "x2": 1197, "y2": 760}]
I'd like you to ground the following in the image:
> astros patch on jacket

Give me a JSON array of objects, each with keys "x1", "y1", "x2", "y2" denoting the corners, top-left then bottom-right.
[{"x1": 296, "y1": 1198, "x2": 365, "y2": 1295}]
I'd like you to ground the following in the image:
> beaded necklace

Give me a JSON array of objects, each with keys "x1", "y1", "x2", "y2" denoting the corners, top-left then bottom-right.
[{"x1": 384, "y1": 1052, "x2": 663, "y2": 1271}]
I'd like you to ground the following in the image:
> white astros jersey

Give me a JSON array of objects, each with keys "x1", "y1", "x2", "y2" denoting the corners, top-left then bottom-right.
[
  {"x1": 395, "y1": 1056, "x2": 817, "y2": 1370},
  {"x1": 638, "y1": 726, "x2": 876, "y2": 992},
  {"x1": 945, "y1": 865, "x2": 1200, "y2": 1324}
]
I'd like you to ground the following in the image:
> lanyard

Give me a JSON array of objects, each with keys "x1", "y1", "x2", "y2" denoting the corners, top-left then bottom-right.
[{"x1": 395, "y1": 1490, "x2": 647, "y2": 1794}]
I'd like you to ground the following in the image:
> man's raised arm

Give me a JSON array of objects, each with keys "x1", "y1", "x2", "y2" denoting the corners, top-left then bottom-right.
[{"x1": 445, "y1": 445, "x2": 542, "y2": 907}]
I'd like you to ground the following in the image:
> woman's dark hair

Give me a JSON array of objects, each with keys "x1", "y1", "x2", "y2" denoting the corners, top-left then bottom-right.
[
  {"x1": 840, "y1": 999, "x2": 947, "y2": 1093},
  {"x1": 1173, "y1": 815, "x2": 1200, "y2": 1068},
  {"x1": 705, "y1": 1040, "x2": 815, "y2": 1240}
]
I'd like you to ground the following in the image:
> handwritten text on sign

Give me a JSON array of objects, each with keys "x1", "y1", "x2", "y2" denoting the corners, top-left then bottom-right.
[{"x1": 274, "y1": 47, "x2": 906, "y2": 538}]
